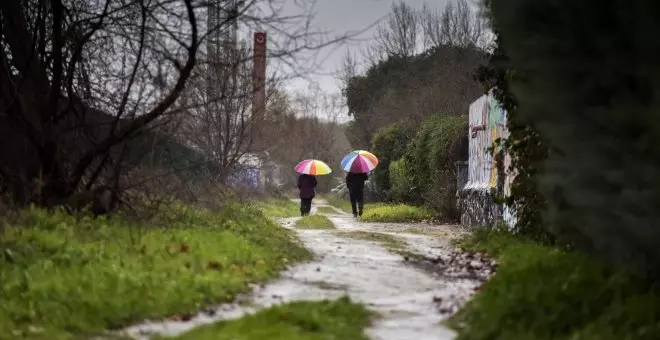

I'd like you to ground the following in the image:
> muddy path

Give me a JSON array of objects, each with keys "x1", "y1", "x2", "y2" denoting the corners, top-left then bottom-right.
[{"x1": 122, "y1": 200, "x2": 485, "y2": 340}]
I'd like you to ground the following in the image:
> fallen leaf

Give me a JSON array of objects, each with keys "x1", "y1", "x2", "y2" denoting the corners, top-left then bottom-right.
[{"x1": 180, "y1": 243, "x2": 189, "y2": 253}]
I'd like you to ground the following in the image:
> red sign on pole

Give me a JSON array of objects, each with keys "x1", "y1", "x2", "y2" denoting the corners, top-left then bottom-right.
[{"x1": 252, "y1": 32, "x2": 267, "y2": 117}]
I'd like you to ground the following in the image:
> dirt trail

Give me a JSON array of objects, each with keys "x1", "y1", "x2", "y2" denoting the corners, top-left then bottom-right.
[{"x1": 122, "y1": 200, "x2": 482, "y2": 340}]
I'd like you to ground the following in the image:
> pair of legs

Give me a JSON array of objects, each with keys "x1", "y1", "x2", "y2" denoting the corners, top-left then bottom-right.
[
  {"x1": 300, "y1": 197, "x2": 313, "y2": 216},
  {"x1": 349, "y1": 190, "x2": 364, "y2": 218}
]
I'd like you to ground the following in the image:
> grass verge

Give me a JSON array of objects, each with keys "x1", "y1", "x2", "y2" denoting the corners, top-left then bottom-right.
[
  {"x1": 251, "y1": 198, "x2": 299, "y2": 218},
  {"x1": 0, "y1": 203, "x2": 310, "y2": 339},
  {"x1": 167, "y1": 296, "x2": 373, "y2": 340},
  {"x1": 316, "y1": 206, "x2": 339, "y2": 214},
  {"x1": 360, "y1": 204, "x2": 432, "y2": 223},
  {"x1": 448, "y1": 228, "x2": 660, "y2": 340},
  {"x1": 295, "y1": 215, "x2": 335, "y2": 230}
]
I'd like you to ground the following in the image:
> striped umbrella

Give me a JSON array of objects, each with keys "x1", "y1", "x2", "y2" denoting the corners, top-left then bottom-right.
[
  {"x1": 294, "y1": 159, "x2": 332, "y2": 175},
  {"x1": 341, "y1": 150, "x2": 379, "y2": 173}
]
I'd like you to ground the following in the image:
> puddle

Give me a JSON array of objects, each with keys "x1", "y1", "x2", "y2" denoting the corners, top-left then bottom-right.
[{"x1": 120, "y1": 201, "x2": 483, "y2": 340}]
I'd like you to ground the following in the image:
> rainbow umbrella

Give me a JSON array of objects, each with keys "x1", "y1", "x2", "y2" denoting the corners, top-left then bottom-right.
[
  {"x1": 294, "y1": 159, "x2": 332, "y2": 175},
  {"x1": 341, "y1": 150, "x2": 379, "y2": 173}
]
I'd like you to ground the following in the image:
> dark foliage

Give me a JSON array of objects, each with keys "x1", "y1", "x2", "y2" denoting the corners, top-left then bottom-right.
[
  {"x1": 475, "y1": 33, "x2": 553, "y2": 243},
  {"x1": 344, "y1": 46, "x2": 485, "y2": 148},
  {"x1": 488, "y1": 0, "x2": 660, "y2": 276}
]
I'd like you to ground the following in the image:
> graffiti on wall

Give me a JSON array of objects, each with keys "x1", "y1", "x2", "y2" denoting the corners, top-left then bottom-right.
[{"x1": 460, "y1": 90, "x2": 516, "y2": 227}]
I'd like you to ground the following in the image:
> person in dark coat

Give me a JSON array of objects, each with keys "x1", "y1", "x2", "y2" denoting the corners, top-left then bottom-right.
[
  {"x1": 346, "y1": 172, "x2": 368, "y2": 218},
  {"x1": 297, "y1": 174, "x2": 317, "y2": 216}
]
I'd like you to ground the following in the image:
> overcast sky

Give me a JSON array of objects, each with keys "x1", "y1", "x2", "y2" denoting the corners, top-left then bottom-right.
[
  {"x1": 238, "y1": 0, "x2": 485, "y2": 121},
  {"x1": 277, "y1": 0, "x2": 453, "y2": 96}
]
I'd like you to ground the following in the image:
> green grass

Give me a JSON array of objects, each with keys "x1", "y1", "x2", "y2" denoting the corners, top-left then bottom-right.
[
  {"x1": 448, "y1": 228, "x2": 660, "y2": 340},
  {"x1": 360, "y1": 204, "x2": 432, "y2": 223},
  {"x1": 295, "y1": 215, "x2": 335, "y2": 230},
  {"x1": 0, "y1": 203, "x2": 310, "y2": 339},
  {"x1": 251, "y1": 198, "x2": 300, "y2": 218},
  {"x1": 316, "y1": 206, "x2": 339, "y2": 214},
  {"x1": 167, "y1": 296, "x2": 373, "y2": 340}
]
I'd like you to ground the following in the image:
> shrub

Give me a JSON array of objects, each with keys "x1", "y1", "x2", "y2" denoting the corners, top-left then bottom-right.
[
  {"x1": 403, "y1": 114, "x2": 468, "y2": 220},
  {"x1": 388, "y1": 158, "x2": 415, "y2": 203},
  {"x1": 371, "y1": 123, "x2": 413, "y2": 199}
]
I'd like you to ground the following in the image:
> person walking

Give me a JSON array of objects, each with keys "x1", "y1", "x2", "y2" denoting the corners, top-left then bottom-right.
[
  {"x1": 346, "y1": 172, "x2": 368, "y2": 218},
  {"x1": 297, "y1": 174, "x2": 317, "y2": 216}
]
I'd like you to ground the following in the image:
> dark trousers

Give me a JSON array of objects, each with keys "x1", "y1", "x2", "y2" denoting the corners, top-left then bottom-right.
[
  {"x1": 300, "y1": 197, "x2": 313, "y2": 216},
  {"x1": 349, "y1": 190, "x2": 364, "y2": 217}
]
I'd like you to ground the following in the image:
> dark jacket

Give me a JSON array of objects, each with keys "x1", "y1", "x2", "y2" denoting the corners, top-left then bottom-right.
[
  {"x1": 298, "y1": 174, "x2": 317, "y2": 199},
  {"x1": 346, "y1": 172, "x2": 368, "y2": 192}
]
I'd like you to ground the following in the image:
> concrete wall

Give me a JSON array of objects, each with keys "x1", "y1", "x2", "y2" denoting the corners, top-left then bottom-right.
[{"x1": 459, "y1": 90, "x2": 516, "y2": 228}]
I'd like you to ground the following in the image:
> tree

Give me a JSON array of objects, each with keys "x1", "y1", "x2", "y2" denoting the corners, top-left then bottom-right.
[
  {"x1": 341, "y1": 0, "x2": 487, "y2": 150},
  {"x1": 375, "y1": 0, "x2": 419, "y2": 58},
  {"x1": 0, "y1": 0, "x2": 200, "y2": 209},
  {"x1": 261, "y1": 87, "x2": 350, "y2": 192},
  {"x1": 421, "y1": 0, "x2": 488, "y2": 49},
  {"x1": 177, "y1": 39, "x2": 268, "y2": 184},
  {"x1": 0, "y1": 0, "x2": 355, "y2": 210}
]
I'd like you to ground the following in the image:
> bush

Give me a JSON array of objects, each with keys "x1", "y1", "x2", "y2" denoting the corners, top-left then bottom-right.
[
  {"x1": 450, "y1": 229, "x2": 660, "y2": 340},
  {"x1": 371, "y1": 123, "x2": 413, "y2": 199},
  {"x1": 388, "y1": 158, "x2": 415, "y2": 203},
  {"x1": 0, "y1": 204, "x2": 310, "y2": 338},
  {"x1": 403, "y1": 114, "x2": 468, "y2": 220},
  {"x1": 361, "y1": 204, "x2": 432, "y2": 223}
]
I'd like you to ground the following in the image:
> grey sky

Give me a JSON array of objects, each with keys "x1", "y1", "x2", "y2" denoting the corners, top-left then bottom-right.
[{"x1": 280, "y1": 0, "x2": 452, "y2": 96}]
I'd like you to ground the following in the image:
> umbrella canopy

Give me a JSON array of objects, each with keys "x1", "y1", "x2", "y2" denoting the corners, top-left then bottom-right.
[
  {"x1": 341, "y1": 150, "x2": 379, "y2": 173},
  {"x1": 294, "y1": 159, "x2": 332, "y2": 175}
]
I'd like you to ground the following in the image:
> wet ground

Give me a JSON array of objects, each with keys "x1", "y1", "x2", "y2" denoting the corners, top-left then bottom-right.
[{"x1": 122, "y1": 200, "x2": 490, "y2": 340}]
